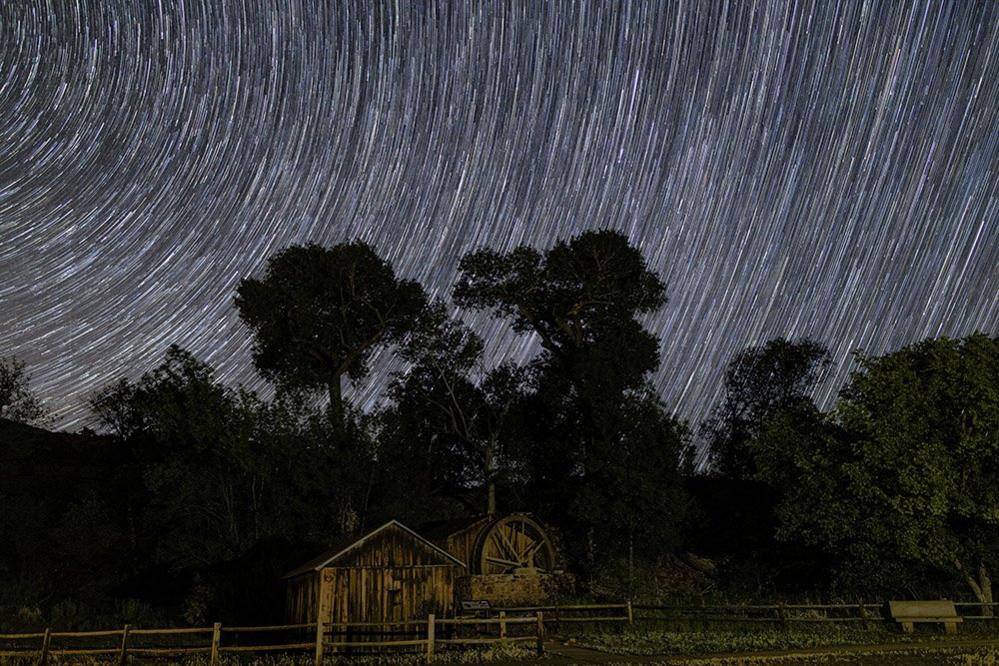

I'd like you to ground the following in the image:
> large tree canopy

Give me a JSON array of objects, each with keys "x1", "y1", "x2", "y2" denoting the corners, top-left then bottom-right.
[
  {"x1": 235, "y1": 241, "x2": 426, "y2": 432},
  {"x1": 90, "y1": 346, "x2": 353, "y2": 570},
  {"x1": 755, "y1": 333, "x2": 999, "y2": 605},
  {"x1": 454, "y1": 229, "x2": 665, "y2": 372},
  {"x1": 454, "y1": 229, "x2": 668, "y2": 434},
  {"x1": 704, "y1": 338, "x2": 830, "y2": 478},
  {"x1": 453, "y1": 229, "x2": 686, "y2": 573}
]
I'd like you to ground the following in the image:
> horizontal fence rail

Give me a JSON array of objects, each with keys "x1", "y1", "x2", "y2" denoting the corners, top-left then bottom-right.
[
  {"x1": 954, "y1": 602, "x2": 999, "y2": 620},
  {"x1": 632, "y1": 602, "x2": 884, "y2": 626},
  {"x1": 495, "y1": 600, "x2": 999, "y2": 629}
]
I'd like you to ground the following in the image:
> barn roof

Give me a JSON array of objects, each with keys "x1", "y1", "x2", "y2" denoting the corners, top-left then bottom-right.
[{"x1": 282, "y1": 520, "x2": 465, "y2": 578}]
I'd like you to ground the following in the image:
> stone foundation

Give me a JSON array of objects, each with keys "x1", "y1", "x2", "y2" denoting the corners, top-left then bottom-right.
[{"x1": 456, "y1": 572, "x2": 574, "y2": 606}]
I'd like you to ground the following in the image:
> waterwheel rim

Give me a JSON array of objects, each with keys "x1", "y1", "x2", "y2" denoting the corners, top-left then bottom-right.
[{"x1": 476, "y1": 514, "x2": 555, "y2": 575}]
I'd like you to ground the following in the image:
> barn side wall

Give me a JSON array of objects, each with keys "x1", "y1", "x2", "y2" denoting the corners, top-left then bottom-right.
[
  {"x1": 324, "y1": 565, "x2": 457, "y2": 624},
  {"x1": 432, "y1": 518, "x2": 489, "y2": 573},
  {"x1": 285, "y1": 573, "x2": 320, "y2": 624}
]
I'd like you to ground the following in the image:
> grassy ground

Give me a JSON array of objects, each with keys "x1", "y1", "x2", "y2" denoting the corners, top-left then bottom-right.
[
  {"x1": 561, "y1": 625, "x2": 896, "y2": 655},
  {"x1": 4, "y1": 642, "x2": 999, "y2": 665},
  {"x1": 3, "y1": 624, "x2": 998, "y2": 664},
  {"x1": 651, "y1": 645, "x2": 999, "y2": 665},
  {"x1": 557, "y1": 621, "x2": 999, "y2": 657},
  {"x1": 0, "y1": 644, "x2": 537, "y2": 665}
]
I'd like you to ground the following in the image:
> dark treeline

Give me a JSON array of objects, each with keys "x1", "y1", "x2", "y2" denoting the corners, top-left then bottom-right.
[{"x1": 1, "y1": 229, "x2": 997, "y2": 628}]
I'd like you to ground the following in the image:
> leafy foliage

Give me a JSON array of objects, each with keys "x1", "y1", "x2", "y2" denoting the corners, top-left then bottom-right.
[
  {"x1": 454, "y1": 229, "x2": 666, "y2": 356},
  {"x1": 703, "y1": 338, "x2": 829, "y2": 479},
  {"x1": 573, "y1": 389, "x2": 691, "y2": 592},
  {"x1": 380, "y1": 302, "x2": 529, "y2": 516},
  {"x1": 7, "y1": 231, "x2": 995, "y2": 627},
  {"x1": 235, "y1": 241, "x2": 426, "y2": 430},
  {"x1": 755, "y1": 334, "x2": 999, "y2": 600},
  {"x1": 0, "y1": 356, "x2": 47, "y2": 425},
  {"x1": 455, "y1": 229, "x2": 686, "y2": 575},
  {"x1": 96, "y1": 346, "x2": 359, "y2": 570}
]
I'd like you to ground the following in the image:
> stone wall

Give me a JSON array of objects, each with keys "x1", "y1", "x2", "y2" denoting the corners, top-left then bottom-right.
[{"x1": 455, "y1": 572, "x2": 574, "y2": 606}]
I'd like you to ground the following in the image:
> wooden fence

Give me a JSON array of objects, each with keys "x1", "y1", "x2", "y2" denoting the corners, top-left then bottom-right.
[
  {"x1": 496, "y1": 600, "x2": 999, "y2": 629},
  {"x1": 0, "y1": 613, "x2": 546, "y2": 664},
  {"x1": 2, "y1": 601, "x2": 996, "y2": 663},
  {"x1": 0, "y1": 623, "x2": 316, "y2": 664}
]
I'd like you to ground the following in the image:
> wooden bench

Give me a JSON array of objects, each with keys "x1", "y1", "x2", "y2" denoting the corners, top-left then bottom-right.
[{"x1": 888, "y1": 600, "x2": 962, "y2": 634}]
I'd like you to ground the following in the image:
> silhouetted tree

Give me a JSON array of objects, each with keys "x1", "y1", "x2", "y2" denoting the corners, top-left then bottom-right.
[
  {"x1": 381, "y1": 303, "x2": 529, "y2": 517},
  {"x1": 454, "y1": 229, "x2": 665, "y2": 370},
  {"x1": 0, "y1": 355, "x2": 47, "y2": 425},
  {"x1": 755, "y1": 334, "x2": 999, "y2": 609},
  {"x1": 235, "y1": 242, "x2": 426, "y2": 433},
  {"x1": 92, "y1": 346, "x2": 350, "y2": 570},
  {"x1": 703, "y1": 337, "x2": 829, "y2": 478},
  {"x1": 89, "y1": 378, "x2": 145, "y2": 440},
  {"x1": 454, "y1": 229, "x2": 684, "y2": 577},
  {"x1": 572, "y1": 388, "x2": 691, "y2": 594}
]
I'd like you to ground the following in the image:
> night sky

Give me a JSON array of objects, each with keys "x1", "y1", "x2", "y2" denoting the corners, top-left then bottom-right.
[{"x1": 1, "y1": 1, "x2": 997, "y2": 433}]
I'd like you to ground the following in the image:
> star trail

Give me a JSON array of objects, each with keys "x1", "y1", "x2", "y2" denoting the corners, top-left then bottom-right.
[{"x1": 1, "y1": 1, "x2": 997, "y2": 432}]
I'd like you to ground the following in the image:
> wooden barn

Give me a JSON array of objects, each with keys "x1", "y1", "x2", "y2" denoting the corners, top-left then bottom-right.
[{"x1": 284, "y1": 520, "x2": 465, "y2": 625}]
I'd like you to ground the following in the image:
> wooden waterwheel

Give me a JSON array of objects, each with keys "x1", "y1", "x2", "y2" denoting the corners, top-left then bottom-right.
[{"x1": 473, "y1": 514, "x2": 556, "y2": 575}]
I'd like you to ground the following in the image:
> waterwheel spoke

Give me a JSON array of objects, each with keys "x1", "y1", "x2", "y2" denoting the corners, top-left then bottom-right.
[
  {"x1": 485, "y1": 556, "x2": 521, "y2": 568},
  {"x1": 496, "y1": 528, "x2": 521, "y2": 563},
  {"x1": 522, "y1": 539, "x2": 544, "y2": 565},
  {"x1": 516, "y1": 519, "x2": 529, "y2": 560}
]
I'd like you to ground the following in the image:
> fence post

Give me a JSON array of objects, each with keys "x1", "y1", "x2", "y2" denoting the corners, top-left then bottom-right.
[
  {"x1": 777, "y1": 602, "x2": 788, "y2": 628},
  {"x1": 499, "y1": 611, "x2": 507, "y2": 643},
  {"x1": 426, "y1": 614, "x2": 435, "y2": 663},
  {"x1": 627, "y1": 600, "x2": 634, "y2": 624},
  {"x1": 38, "y1": 627, "x2": 51, "y2": 666},
  {"x1": 118, "y1": 624, "x2": 131, "y2": 666},
  {"x1": 314, "y1": 618, "x2": 325, "y2": 666},
  {"x1": 858, "y1": 600, "x2": 871, "y2": 631},
  {"x1": 535, "y1": 612, "x2": 545, "y2": 656},
  {"x1": 210, "y1": 622, "x2": 221, "y2": 666}
]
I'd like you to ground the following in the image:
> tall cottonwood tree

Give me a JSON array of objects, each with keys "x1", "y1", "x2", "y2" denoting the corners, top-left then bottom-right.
[
  {"x1": 453, "y1": 229, "x2": 667, "y2": 454},
  {"x1": 454, "y1": 229, "x2": 686, "y2": 574},
  {"x1": 235, "y1": 242, "x2": 425, "y2": 434}
]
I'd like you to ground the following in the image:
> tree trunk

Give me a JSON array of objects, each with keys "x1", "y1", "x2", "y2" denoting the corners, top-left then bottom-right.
[
  {"x1": 956, "y1": 558, "x2": 994, "y2": 617},
  {"x1": 978, "y1": 561, "x2": 993, "y2": 618},
  {"x1": 587, "y1": 527, "x2": 596, "y2": 591},
  {"x1": 327, "y1": 373, "x2": 345, "y2": 433},
  {"x1": 627, "y1": 524, "x2": 634, "y2": 600},
  {"x1": 485, "y1": 439, "x2": 497, "y2": 517}
]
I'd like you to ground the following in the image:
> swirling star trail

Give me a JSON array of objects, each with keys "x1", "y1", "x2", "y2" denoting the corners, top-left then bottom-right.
[{"x1": 1, "y1": 1, "x2": 997, "y2": 431}]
